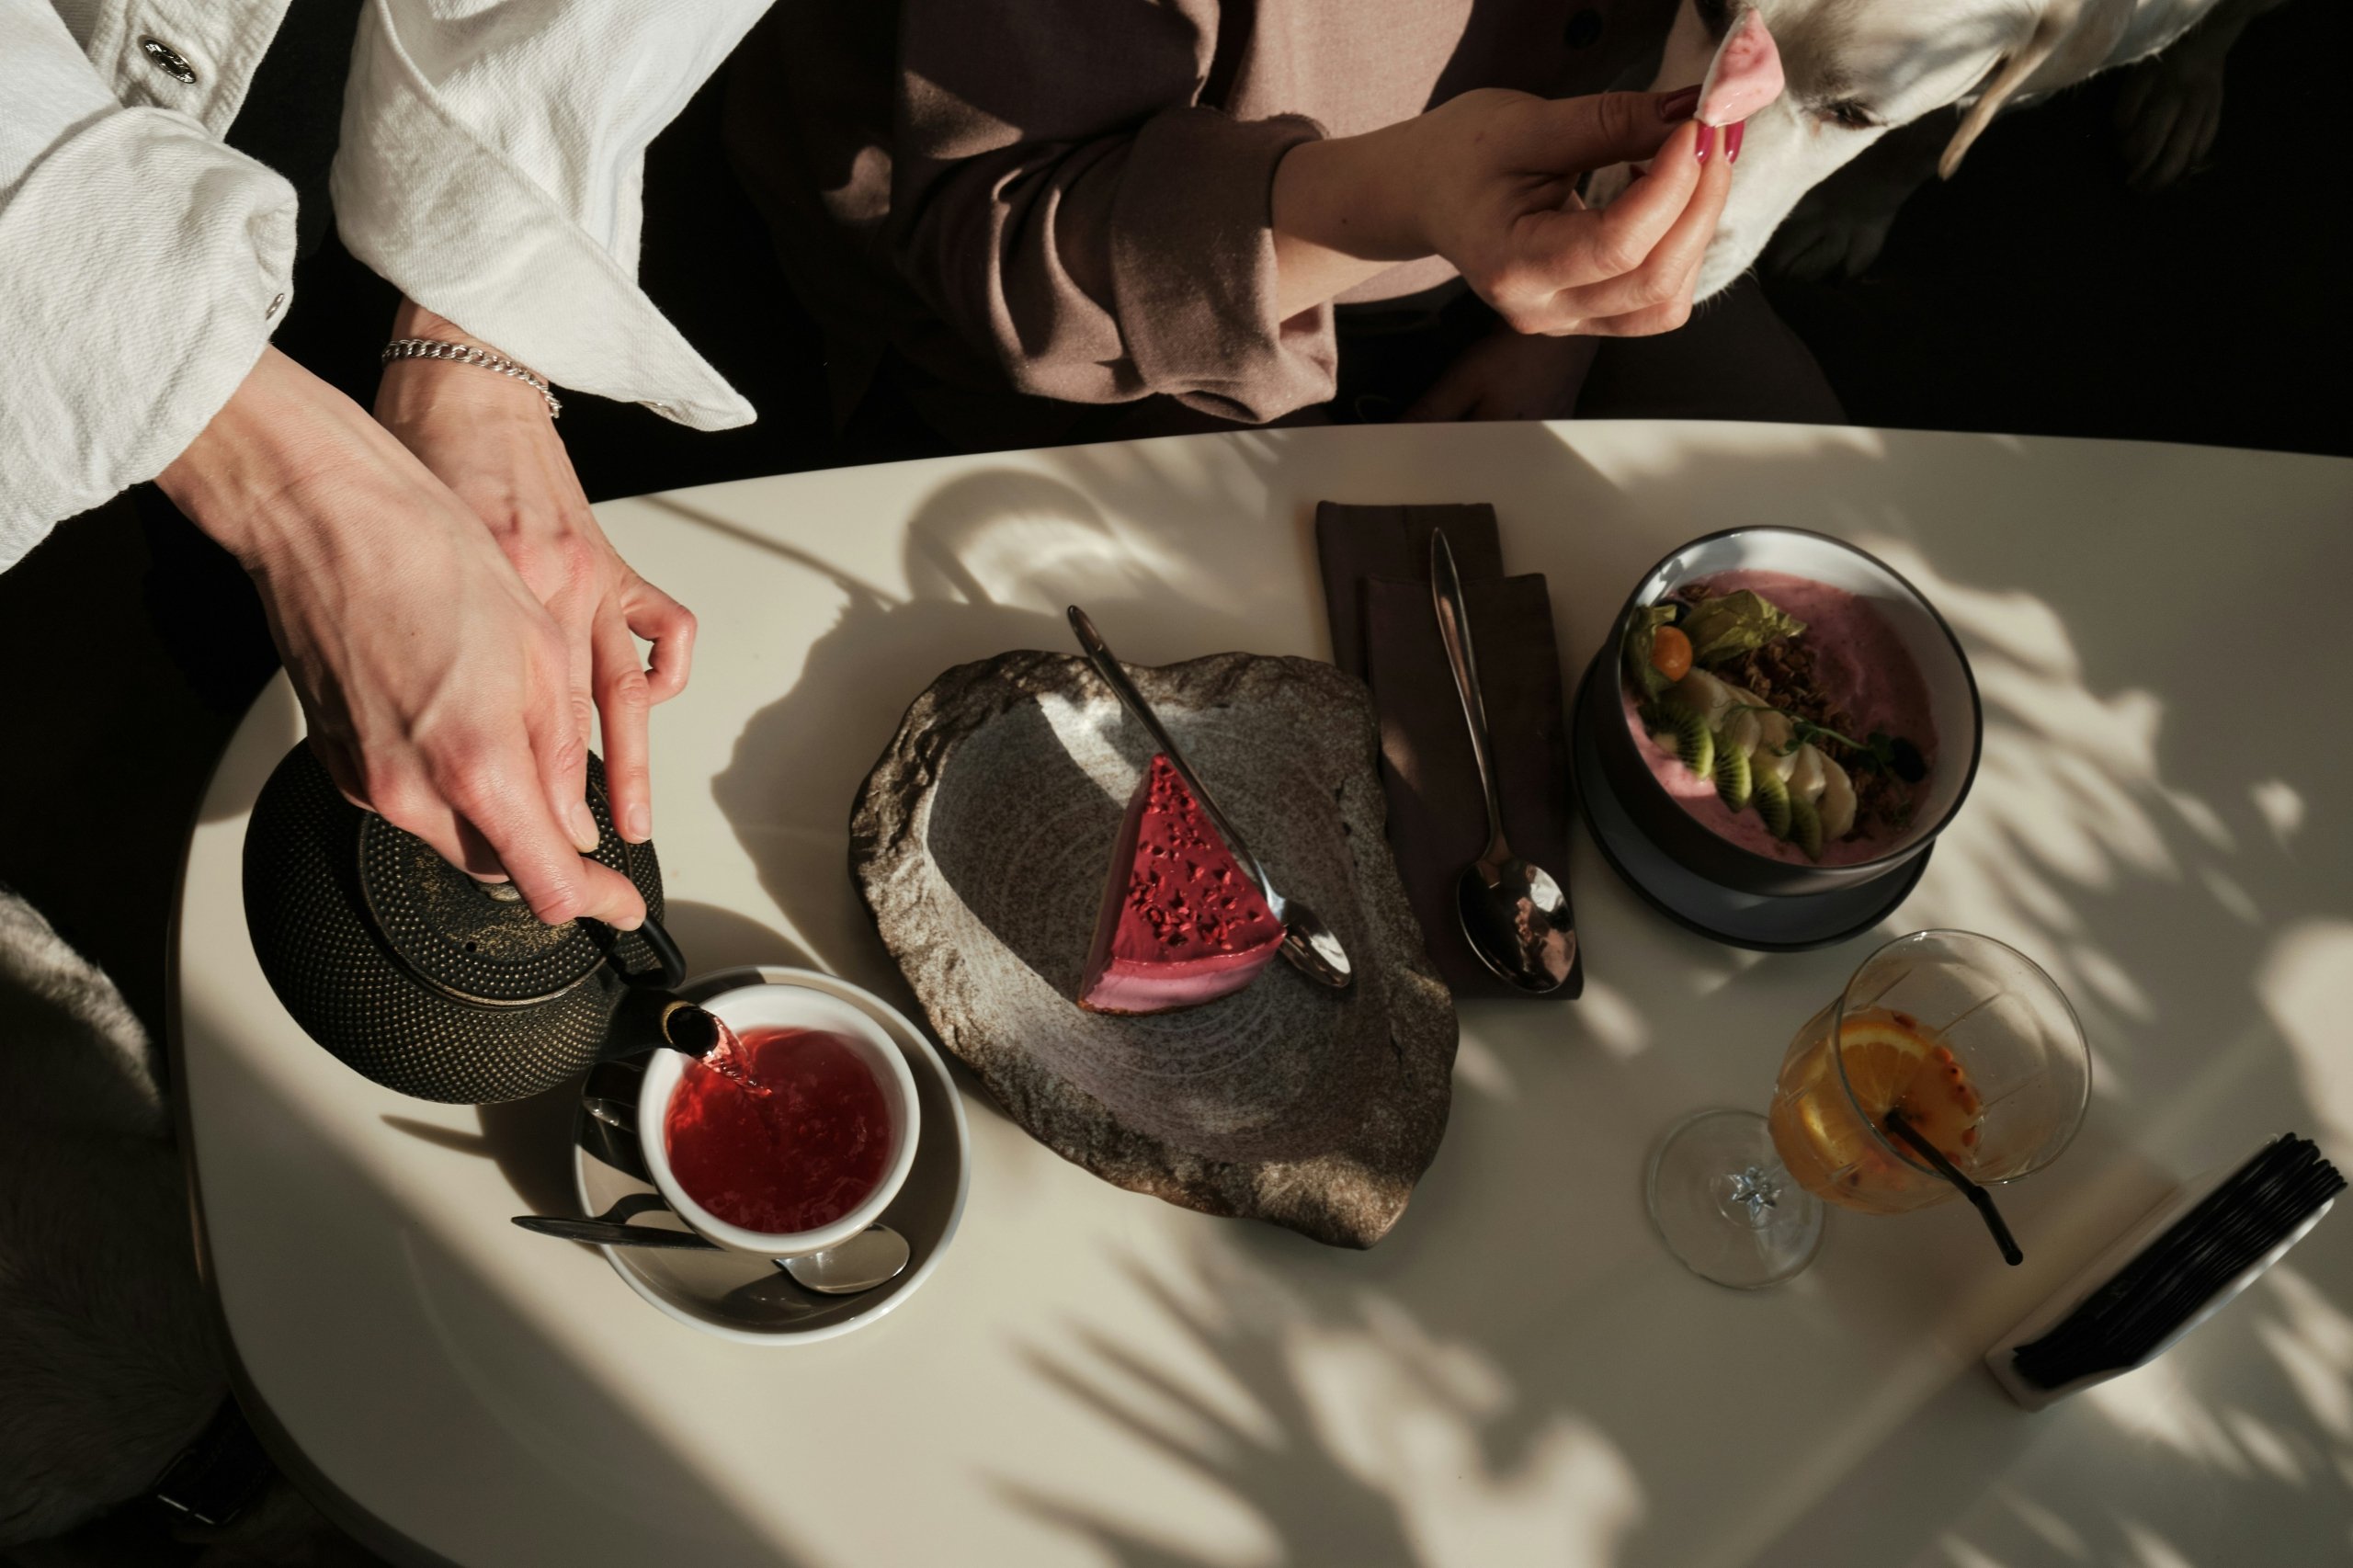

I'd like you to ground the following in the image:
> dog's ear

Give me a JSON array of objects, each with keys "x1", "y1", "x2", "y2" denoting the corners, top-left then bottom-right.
[{"x1": 1940, "y1": 0, "x2": 2132, "y2": 177}]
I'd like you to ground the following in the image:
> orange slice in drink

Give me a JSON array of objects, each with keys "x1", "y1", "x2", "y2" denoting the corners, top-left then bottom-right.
[
  {"x1": 1834, "y1": 1010, "x2": 1933, "y2": 1108},
  {"x1": 1836, "y1": 1007, "x2": 1983, "y2": 1165},
  {"x1": 1772, "y1": 1006, "x2": 1990, "y2": 1211}
]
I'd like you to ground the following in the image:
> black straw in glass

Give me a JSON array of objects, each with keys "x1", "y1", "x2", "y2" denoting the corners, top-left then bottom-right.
[{"x1": 1886, "y1": 1109, "x2": 2023, "y2": 1267}]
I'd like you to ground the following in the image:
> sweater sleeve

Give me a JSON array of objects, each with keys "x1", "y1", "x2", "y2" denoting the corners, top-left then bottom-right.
[
  {"x1": 0, "y1": 0, "x2": 293, "y2": 570},
  {"x1": 887, "y1": 0, "x2": 1338, "y2": 423}
]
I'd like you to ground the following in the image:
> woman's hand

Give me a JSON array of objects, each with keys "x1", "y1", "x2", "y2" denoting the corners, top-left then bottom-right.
[
  {"x1": 1404, "y1": 330, "x2": 1599, "y2": 423},
  {"x1": 375, "y1": 301, "x2": 694, "y2": 847},
  {"x1": 1272, "y1": 87, "x2": 1732, "y2": 335},
  {"x1": 159, "y1": 347, "x2": 648, "y2": 930}
]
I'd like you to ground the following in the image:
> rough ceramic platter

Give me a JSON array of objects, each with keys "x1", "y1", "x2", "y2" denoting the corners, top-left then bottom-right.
[
  {"x1": 571, "y1": 966, "x2": 971, "y2": 1345},
  {"x1": 851, "y1": 651, "x2": 1457, "y2": 1249}
]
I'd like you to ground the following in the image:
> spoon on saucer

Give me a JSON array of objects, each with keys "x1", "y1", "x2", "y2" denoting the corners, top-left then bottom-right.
[
  {"x1": 1067, "y1": 606, "x2": 1353, "y2": 990},
  {"x1": 1427, "y1": 532, "x2": 1577, "y2": 994},
  {"x1": 776, "y1": 1224, "x2": 913, "y2": 1294},
  {"x1": 514, "y1": 1206, "x2": 914, "y2": 1294}
]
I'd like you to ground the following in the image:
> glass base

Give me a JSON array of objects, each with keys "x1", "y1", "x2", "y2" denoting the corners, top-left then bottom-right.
[{"x1": 1647, "y1": 1108, "x2": 1824, "y2": 1289}]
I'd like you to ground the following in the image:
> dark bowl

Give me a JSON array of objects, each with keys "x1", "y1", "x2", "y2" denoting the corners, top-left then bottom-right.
[{"x1": 1581, "y1": 528, "x2": 1983, "y2": 901}]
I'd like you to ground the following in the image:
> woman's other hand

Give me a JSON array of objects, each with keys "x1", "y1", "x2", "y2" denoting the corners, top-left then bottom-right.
[
  {"x1": 1273, "y1": 87, "x2": 1731, "y2": 336},
  {"x1": 374, "y1": 301, "x2": 694, "y2": 849},
  {"x1": 159, "y1": 347, "x2": 648, "y2": 929}
]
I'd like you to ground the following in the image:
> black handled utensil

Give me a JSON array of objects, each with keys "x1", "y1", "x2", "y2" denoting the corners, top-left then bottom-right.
[{"x1": 512, "y1": 1215, "x2": 721, "y2": 1250}]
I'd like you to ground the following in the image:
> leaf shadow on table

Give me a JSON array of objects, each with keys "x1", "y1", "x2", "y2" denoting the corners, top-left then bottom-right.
[
  {"x1": 952, "y1": 427, "x2": 2353, "y2": 1568},
  {"x1": 1725, "y1": 437, "x2": 2353, "y2": 1568}
]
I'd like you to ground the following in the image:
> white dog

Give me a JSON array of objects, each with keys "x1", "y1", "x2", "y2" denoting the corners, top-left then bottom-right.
[{"x1": 1596, "y1": 0, "x2": 2279, "y2": 297}]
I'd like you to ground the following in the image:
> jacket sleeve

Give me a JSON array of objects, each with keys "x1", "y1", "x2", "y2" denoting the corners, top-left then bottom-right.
[
  {"x1": 331, "y1": 0, "x2": 767, "y2": 431},
  {"x1": 0, "y1": 0, "x2": 293, "y2": 571},
  {"x1": 887, "y1": 0, "x2": 1338, "y2": 423}
]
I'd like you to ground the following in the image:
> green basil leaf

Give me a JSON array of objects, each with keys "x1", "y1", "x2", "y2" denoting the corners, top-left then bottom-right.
[{"x1": 1680, "y1": 590, "x2": 1806, "y2": 667}]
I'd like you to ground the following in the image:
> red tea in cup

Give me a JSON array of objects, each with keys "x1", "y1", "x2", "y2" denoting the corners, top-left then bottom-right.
[{"x1": 664, "y1": 1027, "x2": 892, "y2": 1234}]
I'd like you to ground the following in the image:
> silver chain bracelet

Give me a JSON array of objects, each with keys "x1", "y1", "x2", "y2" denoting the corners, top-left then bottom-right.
[{"x1": 380, "y1": 337, "x2": 563, "y2": 419}]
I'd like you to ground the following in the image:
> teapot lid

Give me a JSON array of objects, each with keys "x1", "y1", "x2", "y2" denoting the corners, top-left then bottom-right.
[{"x1": 358, "y1": 813, "x2": 649, "y2": 1005}]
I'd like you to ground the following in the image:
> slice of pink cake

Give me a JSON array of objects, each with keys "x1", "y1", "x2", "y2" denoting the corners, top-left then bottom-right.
[{"x1": 1078, "y1": 756, "x2": 1286, "y2": 1015}]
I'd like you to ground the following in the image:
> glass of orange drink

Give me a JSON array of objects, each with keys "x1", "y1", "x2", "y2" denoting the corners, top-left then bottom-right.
[{"x1": 1648, "y1": 930, "x2": 2091, "y2": 1288}]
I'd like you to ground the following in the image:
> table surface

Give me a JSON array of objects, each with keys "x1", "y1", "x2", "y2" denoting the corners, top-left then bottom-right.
[{"x1": 176, "y1": 421, "x2": 2353, "y2": 1568}]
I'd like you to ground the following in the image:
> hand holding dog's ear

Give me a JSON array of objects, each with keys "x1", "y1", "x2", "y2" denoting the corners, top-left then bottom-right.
[{"x1": 1411, "y1": 88, "x2": 1735, "y2": 338}]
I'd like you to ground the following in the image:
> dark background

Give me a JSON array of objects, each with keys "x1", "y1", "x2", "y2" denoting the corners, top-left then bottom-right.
[
  {"x1": 1764, "y1": 0, "x2": 2347, "y2": 459},
  {"x1": 0, "y1": 3, "x2": 2342, "y2": 1557}
]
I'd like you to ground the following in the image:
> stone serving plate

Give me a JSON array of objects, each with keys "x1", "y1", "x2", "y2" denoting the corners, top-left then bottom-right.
[{"x1": 850, "y1": 651, "x2": 1457, "y2": 1249}]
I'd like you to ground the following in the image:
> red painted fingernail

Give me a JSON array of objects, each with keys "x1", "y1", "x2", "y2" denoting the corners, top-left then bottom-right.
[
  {"x1": 1726, "y1": 119, "x2": 1745, "y2": 163},
  {"x1": 1657, "y1": 85, "x2": 1700, "y2": 121},
  {"x1": 1695, "y1": 123, "x2": 1718, "y2": 163}
]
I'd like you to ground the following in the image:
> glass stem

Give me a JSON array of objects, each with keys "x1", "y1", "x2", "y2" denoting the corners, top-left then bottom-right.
[{"x1": 1716, "y1": 1159, "x2": 1791, "y2": 1230}]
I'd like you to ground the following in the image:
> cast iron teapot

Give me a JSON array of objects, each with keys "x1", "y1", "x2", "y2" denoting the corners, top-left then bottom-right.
[{"x1": 242, "y1": 744, "x2": 722, "y2": 1104}]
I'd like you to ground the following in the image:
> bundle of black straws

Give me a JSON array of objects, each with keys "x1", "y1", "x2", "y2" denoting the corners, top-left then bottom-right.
[{"x1": 2012, "y1": 1135, "x2": 2343, "y2": 1392}]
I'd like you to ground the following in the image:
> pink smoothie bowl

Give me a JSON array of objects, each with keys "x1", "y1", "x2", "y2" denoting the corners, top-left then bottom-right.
[{"x1": 1575, "y1": 528, "x2": 1983, "y2": 903}]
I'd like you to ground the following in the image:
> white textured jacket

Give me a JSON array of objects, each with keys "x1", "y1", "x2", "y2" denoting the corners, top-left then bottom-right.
[{"x1": 0, "y1": 0, "x2": 765, "y2": 570}]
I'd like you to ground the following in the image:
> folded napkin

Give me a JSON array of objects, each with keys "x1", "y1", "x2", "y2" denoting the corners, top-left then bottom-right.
[
  {"x1": 1315, "y1": 503, "x2": 1583, "y2": 1000},
  {"x1": 1987, "y1": 1134, "x2": 2344, "y2": 1410}
]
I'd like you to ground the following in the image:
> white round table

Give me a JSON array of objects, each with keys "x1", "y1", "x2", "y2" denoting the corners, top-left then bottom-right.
[{"x1": 175, "y1": 422, "x2": 2353, "y2": 1568}]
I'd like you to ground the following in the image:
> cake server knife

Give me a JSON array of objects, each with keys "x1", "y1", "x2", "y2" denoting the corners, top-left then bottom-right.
[{"x1": 1067, "y1": 606, "x2": 1353, "y2": 990}]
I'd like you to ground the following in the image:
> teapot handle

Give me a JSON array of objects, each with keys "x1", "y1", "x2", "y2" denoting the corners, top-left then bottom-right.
[{"x1": 585, "y1": 914, "x2": 688, "y2": 991}]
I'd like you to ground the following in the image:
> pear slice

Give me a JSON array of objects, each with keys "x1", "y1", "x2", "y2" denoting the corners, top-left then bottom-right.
[
  {"x1": 1718, "y1": 691, "x2": 1766, "y2": 756},
  {"x1": 1788, "y1": 743, "x2": 1826, "y2": 805},
  {"x1": 1671, "y1": 668, "x2": 1743, "y2": 729},
  {"x1": 1818, "y1": 755, "x2": 1857, "y2": 841}
]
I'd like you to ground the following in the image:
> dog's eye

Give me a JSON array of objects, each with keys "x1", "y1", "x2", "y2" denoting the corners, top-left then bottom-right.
[{"x1": 1818, "y1": 99, "x2": 1879, "y2": 130}]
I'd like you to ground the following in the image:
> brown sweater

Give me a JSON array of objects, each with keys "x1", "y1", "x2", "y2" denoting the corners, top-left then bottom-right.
[{"x1": 724, "y1": 0, "x2": 1664, "y2": 439}]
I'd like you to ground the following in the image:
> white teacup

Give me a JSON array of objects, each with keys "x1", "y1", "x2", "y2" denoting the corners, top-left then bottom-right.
[{"x1": 637, "y1": 983, "x2": 921, "y2": 1256}]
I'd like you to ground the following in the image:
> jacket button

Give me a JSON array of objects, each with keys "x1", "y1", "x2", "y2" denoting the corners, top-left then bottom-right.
[{"x1": 139, "y1": 37, "x2": 199, "y2": 85}]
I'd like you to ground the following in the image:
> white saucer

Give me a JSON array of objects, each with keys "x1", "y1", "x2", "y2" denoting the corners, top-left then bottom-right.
[{"x1": 572, "y1": 966, "x2": 972, "y2": 1345}]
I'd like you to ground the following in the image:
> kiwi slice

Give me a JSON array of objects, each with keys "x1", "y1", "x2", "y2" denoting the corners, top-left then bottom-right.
[
  {"x1": 1753, "y1": 768, "x2": 1792, "y2": 839},
  {"x1": 1713, "y1": 734, "x2": 1754, "y2": 811},
  {"x1": 1665, "y1": 707, "x2": 1714, "y2": 778},
  {"x1": 1789, "y1": 792, "x2": 1824, "y2": 861}
]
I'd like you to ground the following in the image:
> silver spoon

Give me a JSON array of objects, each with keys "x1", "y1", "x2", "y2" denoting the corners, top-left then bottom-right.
[
  {"x1": 1427, "y1": 533, "x2": 1577, "y2": 994},
  {"x1": 1067, "y1": 606, "x2": 1353, "y2": 990},
  {"x1": 775, "y1": 1224, "x2": 913, "y2": 1294}
]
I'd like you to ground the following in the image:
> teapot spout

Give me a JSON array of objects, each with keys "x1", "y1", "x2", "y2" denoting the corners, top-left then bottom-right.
[{"x1": 602, "y1": 989, "x2": 724, "y2": 1063}]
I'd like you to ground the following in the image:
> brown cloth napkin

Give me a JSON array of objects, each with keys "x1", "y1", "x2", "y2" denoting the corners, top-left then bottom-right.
[{"x1": 1316, "y1": 503, "x2": 1583, "y2": 1001}]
